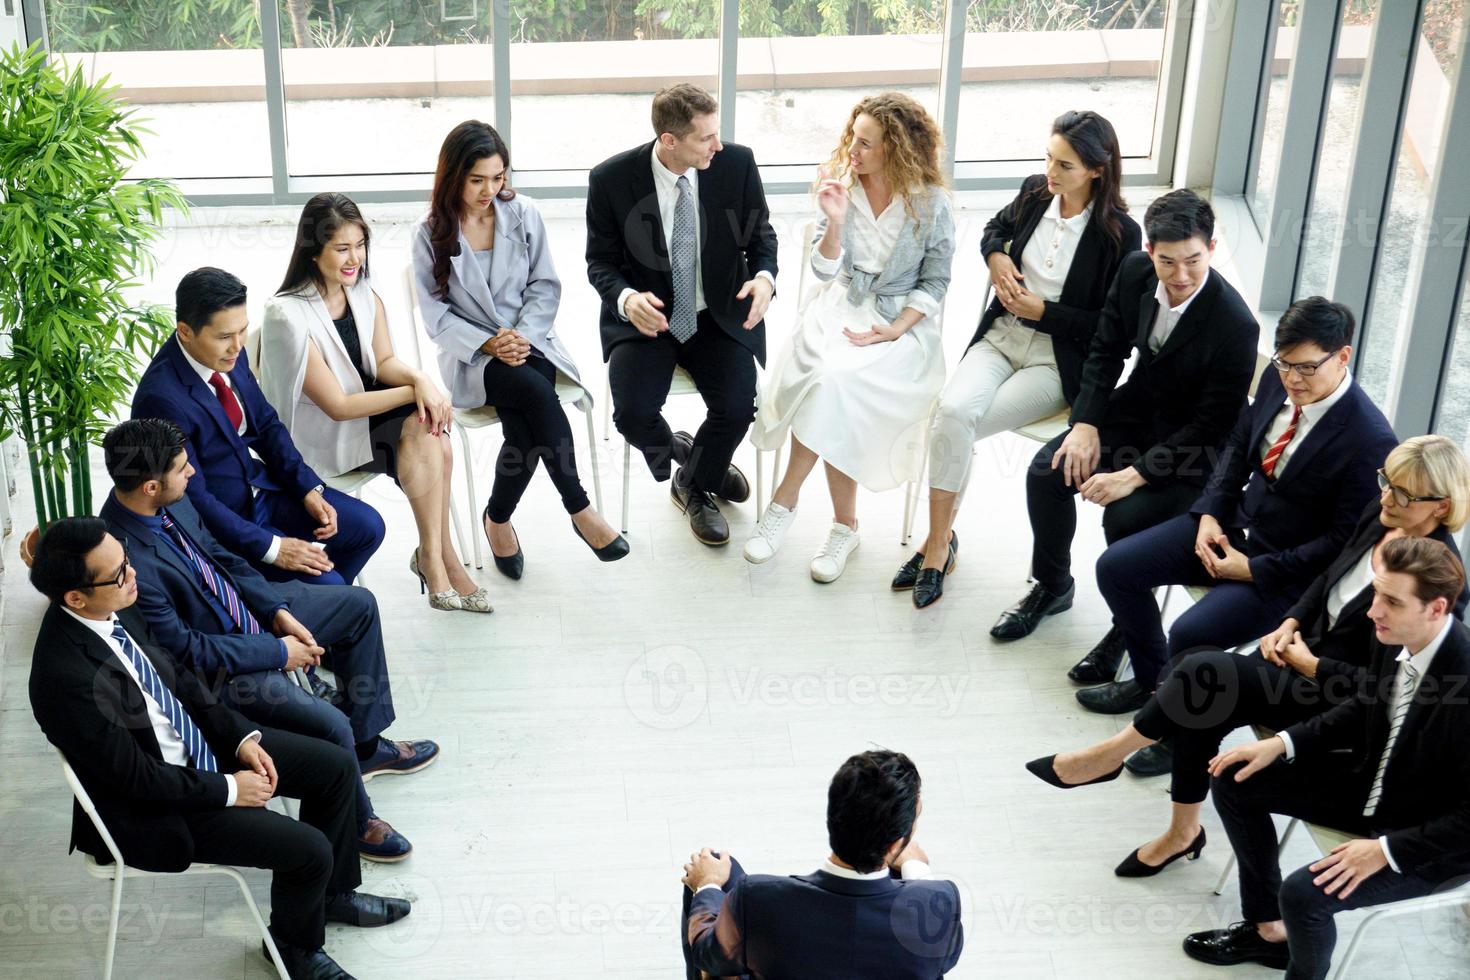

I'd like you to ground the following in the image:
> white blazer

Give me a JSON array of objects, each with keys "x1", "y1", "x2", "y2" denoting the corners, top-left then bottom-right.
[{"x1": 258, "y1": 275, "x2": 383, "y2": 478}]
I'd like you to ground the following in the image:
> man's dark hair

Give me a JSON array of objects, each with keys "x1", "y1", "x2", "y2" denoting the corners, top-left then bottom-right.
[
  {"x1": 1274, "y1": 296, "x2": 1355, "y2": 354},
  {"x1": 103, "y1": 419, "x2": 187, "y2": 492},
  {"x1": 1381, "y1": 537, "x2": 1466, "y2": 609},
  {"x1": 176, "y1": 266, "x2": 247, "y2": 331},
  {"x1": 30, "y1": 517, "x2": 109, "y2": 604},
  {"x1": 826, "y1": 750, "x2": 922, "y2": 873},
  {"x1": 1143, "y1": 188, "x2": 1215, "y2": 245},
  {"x1": 652, "y1": 83, "x2": 718, "y2": 140}
]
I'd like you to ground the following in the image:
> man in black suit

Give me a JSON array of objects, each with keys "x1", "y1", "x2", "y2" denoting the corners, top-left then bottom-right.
[
  {"x1": 991, "y1": 190, "x2": 1259, "y2": 641},
  {"x1": 586, "y1": 83, "x2": 779, "y2": 545},
  {"x1": 1185, "y1": 538, "x2": 1470, "y2": 980},
  {"x1": 1074, "y1": 297, "x2": 1398, "y2": 716},
  {"x1": 680, "y1": 750, "x2": 963, "y2": 979},
  {"x1": 28, "y1": 519, "x2": 410, "y2": 980}
]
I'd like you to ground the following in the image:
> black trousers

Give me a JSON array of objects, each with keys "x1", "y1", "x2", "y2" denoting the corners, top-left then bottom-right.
[
  {"x1": 184, "y1": 725, "x2": 361, "y2": 951},
  {"x1": 609, "y1": 313, "x2": 758, "y2": 494},
  {"x1": 1026, "y1": 423, "x2": 1201, "y2": 594},
  {"x1": 482, "y1": 354, "x2": 590, "y2": 522},
  {"x1": 1211, "y1": 758, "x2": 1444, "y2": 980}
]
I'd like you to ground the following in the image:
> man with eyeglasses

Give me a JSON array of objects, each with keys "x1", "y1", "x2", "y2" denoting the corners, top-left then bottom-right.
[{"x1": 1072, "y1": 297, "x2": 1396, "y2": 737}]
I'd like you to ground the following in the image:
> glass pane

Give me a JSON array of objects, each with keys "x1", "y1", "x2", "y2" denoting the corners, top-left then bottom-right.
[
  {"x1": 1248, "y1": 1, "x2": 1297, "y2": 226},
  {"x1": 953, "y1": 0, "x2": 1170, "y2": 163},
  {"x1": 1359, "y1": 0, "x2": 1464, "y2": 406},
  {"x1": 733, "y1": 0, "x2": 942, "y2": 167},
  {"x1": 1436, "y1": 286, "x2": 1470, "y2": 441},
  {"x1": 510, "y1": 1, "x2": 718, "y2": 172},
  {"x1": 280, "y1": 1, "x2": 493, "y2": 177},
  {"x1": 42, "y1": 0, "x2": 272, "y2": 179},
  {"x1": 1295, "y1": 0, "x2": 1377, "y2": 299}
]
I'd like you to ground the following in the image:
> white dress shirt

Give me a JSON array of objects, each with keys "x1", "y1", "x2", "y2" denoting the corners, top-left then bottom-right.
[
  {"x1": 1325, "y1": 545, "x2": 1377, "y2": 629},
  {"x1": 1147, "y1": 269, "x2": 1210, "y2": 353},
  {"x1": 694, "y1": 855, "x2": 934, "y2": 894},
  {"x1": 1257, "y1": 369, "x2": 1352, "y2": 479},
  {"x1": 1017, "y1": 195, "x2": 1091, "y2": 304},
  {"x1": 64, "y1": 608, "x2": 259, "y2": 806}
]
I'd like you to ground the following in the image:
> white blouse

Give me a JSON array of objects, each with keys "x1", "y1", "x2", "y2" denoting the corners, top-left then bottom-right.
[
  {"x1": 1017, "y1": 195, "x2": 1091, "y2": 304},
  {"x1": 1325, "y1": 545, "x2": 1377, "y2": 630}
]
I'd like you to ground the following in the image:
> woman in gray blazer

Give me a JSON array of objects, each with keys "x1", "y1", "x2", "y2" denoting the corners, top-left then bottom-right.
[{"x1": 412, "y1": 121, "x2": 627, "y2": 577}]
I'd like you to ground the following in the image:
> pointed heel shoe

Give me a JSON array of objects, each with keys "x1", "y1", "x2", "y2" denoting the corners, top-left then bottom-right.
[
  {"x1": 572, "y1": 520, "x2": 630, "y2": 561},
  {"x1": 1114, "y1": 828, "x2": 1207, "y2": 878},
  {"x1": 1024, "y1": 754, "x2": 1124, "y2": 789},
  {"x1": 482, "y1": 505, "x2": 524, "y2": 580}
]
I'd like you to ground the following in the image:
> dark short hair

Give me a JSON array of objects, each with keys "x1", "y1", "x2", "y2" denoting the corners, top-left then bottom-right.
[
  {"x1": 826, "y1": 750, "x2": 922, "y2": 873},
  {"x1": 30, "y1": 518, "x2": 110, "y2": 604},
  {"x1": 1380, "y1": 537, "x2": 1466, "y2": 609},
  {"x1": 103, "y1": 419, "x2": 187, "y2": 492},
  {"x1": 1274, "y1": 296, "x2": 1355, "y2": 353},
  {"x1": 176, "y1": 267, "x2": 247, "y2": 332},
  {"x1": 1144, "y1": 188, "x2": 1215, "y2": 245},
  {"x1": 651, "y1": 83, "x2": 717, "y2": 140}
]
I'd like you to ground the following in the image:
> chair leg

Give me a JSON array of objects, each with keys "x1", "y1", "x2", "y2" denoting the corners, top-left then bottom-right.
[
  {"x1": 458, "y1": 426, "x2": 483, "y2": 570},
  {"x1": 447, "y1": 482, "x2": 470, "y2": 568},
  {"x1": 582, "y1": 398, "x2": 604, "y2": 514},
  {"x1": 1156, "y1": 584, "x2": 1173, "y2": 621},
  {"x1": 349, "y1": 487, "x2": 367, "y2": 590},
  {"x1": 603, "y1": 374, "x2": 612, "y2": 441},
  {"x1": 1212, "y1": 852, "x2": 1236, "y2": 896},
  {"x1": 224, "y1": 866, "x2": 291, "y2": 979},
  {"x1": 1113, "y1": 651, "x2": 1132, "y2": 684},
  {"x1": 103, "y1": 867, "x2": 125, "y2": 980},
  {"x1": 756, "y1": 449, "x2": 766, "y2": 518},
  {"x1": 621, "y1": 440, "x2": 632, "y2": 535}
]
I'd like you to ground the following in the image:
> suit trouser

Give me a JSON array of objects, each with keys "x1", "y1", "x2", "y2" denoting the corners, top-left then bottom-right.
[
  {"x1": 680, "y1": 854, "x2": 749, "y2": 980},
  {"x1": 1096, "y1": 513, "x2": 1305, "y2": 690},
  {"x1": 253, "y1": 486, "x2": 385, "y2": 586},
  {"x1": 185, "y1": 725, "x2": 361, "y2": 951},
  {"x1": 610, "y1": 313, "x2": 758, "y2": 494},
  {"x1": 482, "y1": 353, "x2": 591, "y2": 522},
  {"x1": 1211, "y1": 759, "x2": 1443, "y2": 980},
  {"x1": 1025, "y1": 424, "x2": 1200, "y2": 595}
]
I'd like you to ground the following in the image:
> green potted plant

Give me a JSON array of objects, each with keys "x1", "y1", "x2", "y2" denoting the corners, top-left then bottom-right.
[{"x1": 0, "y1": 41, "x2": 185, "y2": 560}]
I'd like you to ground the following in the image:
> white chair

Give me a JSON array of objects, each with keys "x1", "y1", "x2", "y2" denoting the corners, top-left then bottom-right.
[
  {"x1": 404, "y1": 266, "x2": 603, "y2": 568},
  {"x1": 55, "y1": 748, "x2": 290, "y2": 980},
  {"x1": 605, "y1": 365, "x2": 705, "y2": 535}
]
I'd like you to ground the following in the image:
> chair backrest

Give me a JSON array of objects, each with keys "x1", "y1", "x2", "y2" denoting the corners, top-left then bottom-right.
[
  {"x1": 399, "y1": 264, "x2": 430, "y2": 374},
  {"x1": 1247, "y1": 349, "x2": 1272, "y2": 401},
  {"x1": 244, "y1": 327, "x2": 262, "y2": 375},
  {"x1": 55, "y1": 747, "x2": 126, "y2": 867}
]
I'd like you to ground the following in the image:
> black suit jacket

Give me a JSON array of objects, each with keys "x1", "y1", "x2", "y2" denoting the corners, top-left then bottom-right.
[
  {"x1": 585, "y1": 141, "x2": 779, "y2": 364},
  {"x1": 970, "y1": 174, "x2": 1142, "y2": 404},
  {"x1": 1191, "y1": 369, "x2": 1398, "y2": 594},
  {"x1": 686, "y1": 868, "x2": 963, "y2": 979},
  {"x1": 1285, "y1": 620, "x2": 1470, "y2": 880},
  {"x1": 1069, "y1": 254, "x2": 1260, "y2": 486},
  {"x1": 29, "y1": 603, "x2": 253, "y2": 872}
]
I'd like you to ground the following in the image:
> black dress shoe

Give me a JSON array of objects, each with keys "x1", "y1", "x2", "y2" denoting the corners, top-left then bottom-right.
[
  {"x1": 265, "y1": 940, "x2": 356, "y2": 979},
  {"x1": 1075, "y1": 678, "x2": 1150, "y2": 714},
  {"x1": 671, "y1": 431, "x2": 748, "y2": 503},
  {"x1": 1182, "y1": 921, "x2": 1290, "y2": 969},
  {"x1": 671, "y1": 470, "x2": 729, "y2": 546},
  {"x1": 1024, "y1": 754, "x2": 1124, "y2": 789},
  {"x1": 672, "y1": 429, "x2": 694, "y2": 466},
  {"x1": 306, "y1": 671, "x2": 338, "y2": 705},
  {"x1": 482, "y1": 505, "x2": 524, "y2": 580},
  {"x1": 990, "y1": 581, "x2": 1075, "y2": 640},
  {"x1": 912, "y1": 568, "x2": 945, "y2": 609},
  {"x1": 1124, "y1": 739, "x2": 1173, "y2": 778},
  {"x1": 324, "y1": 890, "x2": 412, "y2": 927},
  {"x1": 1067, "y1": 624, "x2": 1126, "y2": 684},
  {"x1": 892, "y1": 531, "x2": 958, "y2": 591},
  {"x1": 1115, "y1": 827, "x2": 1205, "y2": 877},
  {"x1": 572, "y1": 520, "x2": 630, "y2": 561}
]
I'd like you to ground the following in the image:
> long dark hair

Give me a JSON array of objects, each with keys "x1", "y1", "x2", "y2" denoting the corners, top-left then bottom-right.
[
  {"x1": 276, "y1": 193, "x2": 371, "y2": 297},
  {"x1": 427, "y1": 120, "x2": 516, "y2": 301},
  {"x1": 1036, "y1": 110, "x2": 1128, "y2": 248}
]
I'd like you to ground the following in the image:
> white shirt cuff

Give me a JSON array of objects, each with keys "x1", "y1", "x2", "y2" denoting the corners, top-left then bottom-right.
[
  {"x1": 809, "y1": 247, "x2": 842, "y2": 276},
  {"x1": 902, "y1": 290, "x2": 941, "y2": 321},
  {"x1": 899, "y1": 859, "x2": 933, "y2": 880},
  {"x1": 755, "y1": 270, "x2": 777, "y2": 292},
  {"x1": 1277, "y1": 732, "x2": 1296, "y2": 761},
  {"x1": 1378, "y1": 836, "x2": 1400, "y2": 873},
  {"x1": 235, "y1": 730, "x2": 262, "y2": 755},
  {"x1": 262, "y1": 535, "x2": 282, "y2": 565},
  {"x1": 224, "y1": 774, "x2": 237, "y2": 807},
  {"x1": 616, "y1": 288, "x2": 637, "y2": 321},
  {"x1": 695, "y1": 882, "x2": 724, "y2": 894}
]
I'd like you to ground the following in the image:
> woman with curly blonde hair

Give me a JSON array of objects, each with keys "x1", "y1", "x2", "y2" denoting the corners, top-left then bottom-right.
[{"x1": 746, "y1": 92, "x2": 955, "y2": 582}]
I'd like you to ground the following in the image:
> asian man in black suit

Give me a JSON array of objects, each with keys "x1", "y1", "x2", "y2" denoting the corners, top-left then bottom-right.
[
  {"x1": 1185, "y1": 537, "x2": 1470, "y2": 980},
  {"x1": 27, "y1": 519, "x2": 409, "y2": 980},
  {"x1": 586, "y1": 83, "x2": 779, "y2": 546}
]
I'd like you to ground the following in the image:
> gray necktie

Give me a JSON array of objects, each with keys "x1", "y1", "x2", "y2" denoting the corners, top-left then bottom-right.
[
  {"x1": 1363, "y1": 657, "x2": 1419, "y2": 817},
  {"x1": 669, "y1": 175, "x2": 697, "y2": 344}
]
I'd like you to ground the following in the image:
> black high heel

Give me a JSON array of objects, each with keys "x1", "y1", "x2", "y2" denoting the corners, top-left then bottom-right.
[
  {"x1": 483, "y1": 505, "x2": 524, "y2": 580},
  {"x1": 1114, "y1": 828, "x2": 1207, "y2": 878},
  {"x1": 572, "y1": 520, "x2": 630, "y2": 562},
  {"x1": 1024, "y1": 754, "x2": 1124, "y2": 789}
]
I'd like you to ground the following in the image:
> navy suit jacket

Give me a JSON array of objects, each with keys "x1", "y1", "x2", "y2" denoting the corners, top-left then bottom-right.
[
  {"x1": 131, "y1": 336, "x2": 321, "y2": 561},
  {"x1": 101, "y1": 492, "x2": 290, "y2": 680},
  {"x1": 686, "y1": 868, "x2": 963, "y2": 979},
  {"x1": 1191, "y1": 368, "x2": 1398, "y2": 595}
]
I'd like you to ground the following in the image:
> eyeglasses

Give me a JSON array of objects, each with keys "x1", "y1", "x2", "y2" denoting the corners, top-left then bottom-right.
[
  {"x1": 1377, "y1": 469, "x2": 1449, "y2": 508},
  {"x1": 1270, "y1": 349, "x2": 1340, "y2": 378},
  {"x1": 82, "y1": 541, "x2": 131, "y2": 590}
]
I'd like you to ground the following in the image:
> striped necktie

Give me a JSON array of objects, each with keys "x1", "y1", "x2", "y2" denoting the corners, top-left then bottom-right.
[
  {"x1": 111, "y1": 621, "x2": 218, "y2": 773},
  {"x1": 1261, "y1": 405, "x2": 1302, "y2": 480},
  {"x1": 1363, "y1": 657, "x2": 1420, "y2": 817},
  {"x1": 159, "y1": 510, "x2": 263, "y2": 635}
]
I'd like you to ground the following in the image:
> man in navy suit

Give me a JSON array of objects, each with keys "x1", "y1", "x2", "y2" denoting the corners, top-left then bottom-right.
[
  {"x1": 131, "y1": 267, "x2": 383, "y2": 585},
  {"x1": 1075, "y1": 297, "x2": 1398, "y2": 722},
  {"x1": 680, "y1": 750, "x2": 963, "y2": 979}
]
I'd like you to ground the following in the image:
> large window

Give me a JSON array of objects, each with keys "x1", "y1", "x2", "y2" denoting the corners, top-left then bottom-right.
[
  {"x1": 1247, "y1": 1, "x2": 1296, "y2": 230},
  {"x1": 1437, "y1": 286, "x2": 1470, "y2": 441}
]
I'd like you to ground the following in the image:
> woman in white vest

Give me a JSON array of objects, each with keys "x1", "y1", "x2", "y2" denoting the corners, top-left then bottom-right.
[{"x1": 259, "y1": 193, "x2": 490, "y2": 613}]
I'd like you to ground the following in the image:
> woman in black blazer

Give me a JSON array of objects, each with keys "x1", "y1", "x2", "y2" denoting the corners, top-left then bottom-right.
[
  {"x1": 895, "y1": 110, "x2": 1142, "y2": 605},
  {"x1": 1026, "y1": 435, "x2": 1470, "y2": 876}
]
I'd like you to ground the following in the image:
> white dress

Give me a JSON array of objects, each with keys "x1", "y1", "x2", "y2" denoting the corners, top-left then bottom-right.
[{"x1": 751, "y1": 183, "x2": 946, "y2": 491}]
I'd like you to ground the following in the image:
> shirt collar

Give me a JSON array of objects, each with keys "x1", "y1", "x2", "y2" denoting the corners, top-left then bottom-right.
[
  {"x1": 1044, "y1": 193, "x2": 1092, "y2": 230},
  {"x1": 63, "y1": 607, "x2": 119, "y2": 640},
  {"x1": 176, "y1": 335, "x2": 221, "y2": 385},
  {"x1": 1397, "y1": 618, "x2": 1455, "y2": 672},
  {"x1": 1153, "y1": 268, "x2": 1211, "y2": 318},
  {"x1": 651, "y1": 142, "x2": 695, "y2": 192},
  {"x1": 1287, "y1": 369, "x2": 1353, "y2": 425},
  {"x1": 820, "y1": 858, "x2": 891, "y2": 881}
]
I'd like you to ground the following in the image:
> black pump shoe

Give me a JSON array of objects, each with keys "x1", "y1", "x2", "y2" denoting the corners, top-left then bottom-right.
[
  {"x1": 1024, "y1": 754, "x2": 1124, "y2": 789},
  {"x1": 572, "y1": 520, "x2": 630, "y2": 562},
  {"x1": 1115, "y1": 828, "x2": 1206, "y2": 878},
  {"x1": 892, "y1": 531, "x2": 958, "y2": 591},
  {"x1": 482, "y1": 506, "x2": 524, "y2": 580}
]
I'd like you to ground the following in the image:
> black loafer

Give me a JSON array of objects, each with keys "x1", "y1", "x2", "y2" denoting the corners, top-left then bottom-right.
[
  {"x1": 1075, "y1": 679, "x2": 1150, "y2": 714},
  {"x1": 324, "y1": 890, "x2": 412, "y2": 927},
  {"x1": 265, "y1": 939, "x2": 356, "y2": 979},
  {"x1": 990, "y1": 581, "x2": 1075, "y2": 640},
  {"x1": 1124, "y1": 739, "x2": 1173, "y2": 777},
  {"x1": 1067, "y1": 624, "x2": 1126, "y2": 684},
  {"x1": 892, "y1": 531, "x2": 958, "y2": 591},
  {"x1": 1182, "y1": 921, "x2": 1290, "y2": 969},
  {"x1": 671, "y1": 469, "x2": 729, "y2": 546},
  {"x1": 913, "y1": 568, "x2": 945, "y2": 609}
]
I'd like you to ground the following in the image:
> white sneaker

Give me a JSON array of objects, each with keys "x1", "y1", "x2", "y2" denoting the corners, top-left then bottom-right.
[
  {"x1": 744, "y1": 502, "x2": 795, "y2": 564},
  {"x1": 810, "y1": 522, "x2": 859, "y2": 583}
]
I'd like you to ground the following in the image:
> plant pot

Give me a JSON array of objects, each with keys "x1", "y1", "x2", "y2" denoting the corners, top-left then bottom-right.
[{"x1": 20, "y1": 525, "x2": 39, "y2": 568}]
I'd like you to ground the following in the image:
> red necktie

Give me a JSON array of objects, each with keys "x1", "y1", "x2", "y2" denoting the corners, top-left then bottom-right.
[
  {"x1": 1261, "y1": 405, "x2": 1301, "y2": 480},
  {"x1": 208, "y1": 371, "x2": 244, "y2": 432}
]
